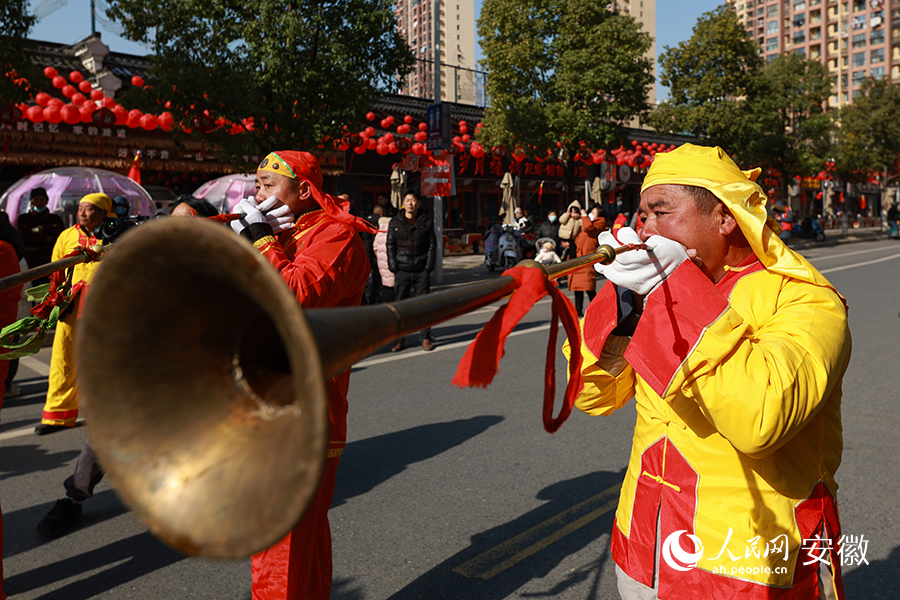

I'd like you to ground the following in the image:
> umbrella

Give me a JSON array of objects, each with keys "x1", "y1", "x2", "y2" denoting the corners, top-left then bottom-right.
[
  {"x1": 390, "y1": 167, "x2": 406, "y2": 211},
  {"x1": 192, "y1": 173, "x2": 256, "y2": 214},
  {"x1": 500, "y1": 172, "x2": 516, "y2": 225},
  {"x1": 0, "y1": 167, "x2": 155, "y2": 228}
]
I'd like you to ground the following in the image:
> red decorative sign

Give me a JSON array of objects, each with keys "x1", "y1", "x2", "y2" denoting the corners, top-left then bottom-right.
[{"x1": 419, "y1": 154, "x2": 452, "y2": 197}]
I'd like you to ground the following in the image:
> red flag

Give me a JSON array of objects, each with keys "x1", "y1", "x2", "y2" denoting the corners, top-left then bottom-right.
[{"x1": 127, "y1": 151, "x2": 141, "y2": 184}]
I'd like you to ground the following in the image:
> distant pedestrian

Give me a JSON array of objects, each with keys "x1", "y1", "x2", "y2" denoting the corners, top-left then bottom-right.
[
  {"x1": 16, "y1": 187, "x2": 64, "y2": 280},
  {"x1": 373, "y1": 208, "x2": 394, "y2": 302},
  {"x1": 535, "y1": 210, "x2": 560, "y2": 249},
  {"x1": 387, "y1": 192, "x2": 437, "y2": 351}
]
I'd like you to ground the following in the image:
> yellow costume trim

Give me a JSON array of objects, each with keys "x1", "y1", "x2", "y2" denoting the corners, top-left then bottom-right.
[
  {"x1": 258, "y1": 152, "x2": 297, "y2": 179},
  {"x1": 253, "y1": 235, "x2": 277, "y2": 250}
]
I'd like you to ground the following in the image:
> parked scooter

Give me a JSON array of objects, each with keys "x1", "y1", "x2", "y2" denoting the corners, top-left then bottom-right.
[
  {"x1": 485, "y1": 223, "x2": 523, "y2": 271},
  {"x1": 791, "y1": 215, "x2": 826, "y2": 242}
]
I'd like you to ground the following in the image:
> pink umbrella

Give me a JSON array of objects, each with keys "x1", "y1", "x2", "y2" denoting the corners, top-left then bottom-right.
[
  {"x1": 192, "y1": 173, "x2": 256, "y2": 214},
  {"x1": 0, "y1": 166, "x2": 155, "y2": 227}
]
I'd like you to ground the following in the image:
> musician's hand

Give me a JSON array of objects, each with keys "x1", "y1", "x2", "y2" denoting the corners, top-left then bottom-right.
[
  {"x1": 593, "y1": 227, "x2": 688, "y2": 296},
  {"x1": 230, "y1": 197, "x2": 267, "y2": 235},
  {"x1": 257, "y1": 196, "x2": 295, "y2": 234}
]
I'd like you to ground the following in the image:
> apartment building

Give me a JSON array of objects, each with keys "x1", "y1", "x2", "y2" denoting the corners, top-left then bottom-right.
[
  {"x1": 611, "y1": 0, "x2": 657, "y2": 106},
  {"x1": 394, "y1": 0, "x2": 478, "y2": 104},
  {"x1": 731, "y1": 0, "x2": 890, "y2": 107}
]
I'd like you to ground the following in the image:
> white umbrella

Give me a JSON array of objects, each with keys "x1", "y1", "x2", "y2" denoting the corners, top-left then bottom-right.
[
  {"x1": 0, "y1": 166, "x2": 155, "y2": 227},
  {"x1": 192, "y1": 173, "x2": 257, "y2": 214}
]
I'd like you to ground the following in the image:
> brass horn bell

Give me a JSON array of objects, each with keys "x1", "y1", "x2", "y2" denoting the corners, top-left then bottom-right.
[{"x1": 76, "y1": 218, "x2": 329, "y2": 559}]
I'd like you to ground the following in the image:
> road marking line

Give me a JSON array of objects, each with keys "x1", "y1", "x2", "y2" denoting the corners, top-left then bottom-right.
[
  {"x1": 805, "y1": 245, "x2": 896, "y2": 261},
  {"x1": 0, "y1": 418, "x2": 85, "y2": 442},
  {"x1": 353, "y1": 323, "x2": 552, "y2": 368},
  {"x1": 19, "y1": 355, "x2": 50, "y2": 377},
  {"x1": 819, "y1": 253, "x2": 900, "y2": 274},
  {"x1": 452, "y1": 482, "x2": 622, "y2": 581}
]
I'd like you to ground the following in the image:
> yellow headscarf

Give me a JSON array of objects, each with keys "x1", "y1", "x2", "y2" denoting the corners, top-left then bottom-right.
[
  {"x1": 641, "y1": 144, "x2": 837, "y2": 291},
  {"x1": 80, "y1": 193, "x2": 114, "y2": 217}
]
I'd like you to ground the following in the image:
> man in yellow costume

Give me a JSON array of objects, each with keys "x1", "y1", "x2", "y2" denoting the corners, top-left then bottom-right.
[
  {"x1": 566, "y1": 144, "x2": 851, "y2": 599},
  {"x1": 35, "y1": 193, "x2": 109, "y2": 435}
]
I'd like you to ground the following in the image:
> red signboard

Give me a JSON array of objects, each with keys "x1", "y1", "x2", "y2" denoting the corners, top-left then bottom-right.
[{"x1": 420, "y1": 154, "x2": 453, "y2": 197}]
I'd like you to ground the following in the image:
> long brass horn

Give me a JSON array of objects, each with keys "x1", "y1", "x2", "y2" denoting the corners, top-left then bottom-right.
[{"x1": 76, "y1": 218, "x2": 638, "y2": 559}]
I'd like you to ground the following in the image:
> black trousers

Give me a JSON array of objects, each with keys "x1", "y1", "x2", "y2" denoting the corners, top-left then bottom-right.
[
  {"x1": 64, "y1": 441, "x2": 104, "y2": 503},
  {"x1": 394, "y1": 269, "x2": 432, "y2": 341}
]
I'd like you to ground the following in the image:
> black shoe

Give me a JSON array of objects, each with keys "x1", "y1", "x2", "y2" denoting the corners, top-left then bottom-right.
[
  {"x1": 391, "y1": 339, "x2": 405, "y2": 352},
  {"x1": 34, "y1": 423, "x2": 72, "y2": 436},
  {"x1": 37, "y1": 498, "x2": 82, "y2": 538}
]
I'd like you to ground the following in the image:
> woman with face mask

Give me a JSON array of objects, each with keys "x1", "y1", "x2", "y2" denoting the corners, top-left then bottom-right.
[{"x1": 535, "y1": 210, "x2": 561, "y2": 250}]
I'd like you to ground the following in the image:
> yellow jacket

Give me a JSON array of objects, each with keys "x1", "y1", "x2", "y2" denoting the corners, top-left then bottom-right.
[
  {"x1": 565, "y1": 254, "x2": 850, "y2": 598},
  {"x1": 51, "y1": 225, "x2": 103, "y2": 307}
]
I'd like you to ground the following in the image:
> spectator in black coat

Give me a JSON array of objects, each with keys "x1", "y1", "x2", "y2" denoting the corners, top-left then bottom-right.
[
  {"x1": 535, "y1": 209, "x2": 561, "y2": 250},
  {"x1": 387, "y1": 192, "x2": 437, "y2": 351}
]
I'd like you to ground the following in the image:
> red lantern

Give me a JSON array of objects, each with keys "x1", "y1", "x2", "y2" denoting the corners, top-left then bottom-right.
[
  {"x1": 43, "y1": 66, "x2": 58, "y2": 79},
  {"x1": 69, "y1": 71, "x2": 83, "y2": 83},
  {"x1": 396, "y1": 137, "x2": 412, "y2": 153},
  {"x1": 43, "y1": 105, "x2": 62, "y2": 124},
  {"x1": 404, "y1": 115, "x2": 413, "y2": 124},
  {"x1": 633, "y1": 155, "x2": 645, "y2": 167},
  {"x1": 470, "y1": 143, "x2": 484, "y2": 158},
  {"x1": 412, "y1": 143, "x2": 424, "y2": 155},
  {"x1": 345, "y1": 133, "x2": 363, "y2": 148},
  {"x1": 367, "y1": 138, "x2": 376, "y2": 150},
  {"x1": 79, "y1": 103, "x2": 96, "y2": 122},
  {"x1": 366, "y1": 112, "x2": 376, "y2": 121},
  {"x1": 418, "y1": 122, "x2": 427, "y2": 131},
  {"x1": 388, "y1": 142, "x2": 399, "y2": 154},
  {"x1": 131, "y1": 76, "x2": 144, "y2": 87},
  {"x1": 414, "y1": 131, "x2": 427, "y2": 142},
  {"x1": 71, "y1": 93, "x2": 86, "y2": 106},
  {"x1": 380, "y1": 118, "x2": 391, "y2": 129},
  {"x1": 48, "y1": 97, "x2": 63, "y2": 108},
  {"x1": 353, "y1": 144, "x2": 367, "y2": 154},
  {"x1": 61, "y1": 104, "x2": 81, "y2": 125},
  {"x1": 193, "y1": 113, "x2": 215, "y2": 132},
  {"x1": 491, "y1": 146, "x2": 507, "y2": 158},
  {"x1": 27, "y1": 105, "x2": 45, "y2": 123},
  {"x1": 102, "y1": 96, "x2": 116, "y2": 109},
  {"x1": 158, "y1": 111, "x2": 174, "y2": 131},
  {"x1": 376, "y1": 144, "x2": 389, "y2": 155},
  {"x1": 364, "y1": 126, "x2": 375, "y2": 137},
  {"x1": 383, "y1": 132, "x2": 394, "y2": 143},
  {"x1": 61, "y1": 84, "x2": 76, "y2": 98},
  {"x1": 113, "y1": 105, "x2": 127, "y2": 125},
  {"x1": 78, "y1": 80, "x2": 92, "y2": 94},
  {"x1": 140, "y1": 114, "x2": 158, "y2": 130},
  {"x1": 52, "y1": 76, "x2": 66, "y2": 89},
  {"x1": 90, "y1": 89, "x2": 104, "y2": 101},
  {"x1": 35, "y1": 92, "x2": 52, "y2": 107},
  {"x1": 0, "y1": 105, "x2": 21, "y2": 125}
]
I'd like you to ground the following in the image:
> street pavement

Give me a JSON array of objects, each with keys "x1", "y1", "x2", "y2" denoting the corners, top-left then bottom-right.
[{"x1": 1, "y1": 230, "x2": 898, "y2": 599}]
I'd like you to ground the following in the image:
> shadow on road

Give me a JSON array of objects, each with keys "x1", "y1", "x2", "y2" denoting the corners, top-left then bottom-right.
[
  {"x1": 333, "y1": 415, "x2": 504, "y2": 508},
  {"x1": 0, "y1": 442, "x2": 81, "y2": 482},
  {"x1": 334, "y1": 469, "x2": 623, "y2": 600},
  {"x1": 3, "y1": 531, "x2": 185, "y2": 599},
  {"x1": 842, "y1": 543, "x2": 900, "y2": 599}
]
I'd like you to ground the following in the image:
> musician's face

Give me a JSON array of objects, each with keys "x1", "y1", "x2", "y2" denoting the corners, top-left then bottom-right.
[
  {"x1": 256, "y1": 171, "x2": 315, "y2": 215},
  {"x1": 638, "y1": 184, "x2": 728, "y2": 277}
]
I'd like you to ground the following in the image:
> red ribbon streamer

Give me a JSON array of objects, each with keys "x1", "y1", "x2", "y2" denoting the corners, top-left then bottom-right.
[
  {"x1": 451, "y1": 265, "x2": 584, "y2": 433},
  {"x1": 31, "y1": 246, "x2": 102, "y2": 320}
]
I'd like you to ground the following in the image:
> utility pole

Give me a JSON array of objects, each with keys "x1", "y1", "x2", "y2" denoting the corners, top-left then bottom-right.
[
  {"x1": 91, "y1": 0, "x2": 96, "y2": 35},
  {"x1": 432, "y1": 0, "x2": 444, "y2": 284}
]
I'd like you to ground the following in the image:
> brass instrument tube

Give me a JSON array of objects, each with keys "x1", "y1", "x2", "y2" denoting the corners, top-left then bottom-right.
[{"x1": 0, "y1": 244, "x2": 106, "y2": 292}]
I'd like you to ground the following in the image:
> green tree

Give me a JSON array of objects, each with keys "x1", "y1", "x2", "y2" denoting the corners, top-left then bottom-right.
[
  {"x1": 649, "y1": 5, "x2": 760, "y2": 159},
  {"x1": 106, "y1": 0, "x2": 415, "y2": 165},
  {"x1": 477, "y1": 0, "x2": 653, "y2": 202},
  {"x1": 0, "y1": 0, "x2": 37, "y2": 105},
  {"x1": 749, "y1": 53, "x2": 834, "y2": 198},
  {"x1": 835, "y1": 77, "x2": 900, "y2": 219}
]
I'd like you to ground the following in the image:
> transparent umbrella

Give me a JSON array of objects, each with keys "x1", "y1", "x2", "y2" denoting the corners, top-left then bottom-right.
[
  {"x1": 192, "y1": 174, "x2": 256, "y2": 215},
  {"x1": 0, "y1": 167, "x2": 155, "y2": 228}
]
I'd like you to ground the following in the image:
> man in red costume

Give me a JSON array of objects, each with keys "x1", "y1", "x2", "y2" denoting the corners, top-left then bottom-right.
[
  {"x1": 230, "y1": 150, "x2": 373, "y2": 600},
  {"x1": 0, "y1": 238, "x2": 23, "y2": 599}
]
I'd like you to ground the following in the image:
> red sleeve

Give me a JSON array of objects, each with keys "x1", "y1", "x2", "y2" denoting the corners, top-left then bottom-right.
[
  {"x1": 0, "y1": 241, "x2": 22, "y2": 323},
  {"x1": 258, "y1": 222, "x2": 370, "y2": 309}
]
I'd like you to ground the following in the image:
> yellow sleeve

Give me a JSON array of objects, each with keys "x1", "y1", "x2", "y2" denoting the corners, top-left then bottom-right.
[
  {"x1": 673, "y1": 279, "x2": 851, "y2": 458},
  {"x1": 563, "y1": 331, "x2": 635, "y2": 417},
  {"x1": 51, "y1": 227, "x2": 76, "y2": 262}
]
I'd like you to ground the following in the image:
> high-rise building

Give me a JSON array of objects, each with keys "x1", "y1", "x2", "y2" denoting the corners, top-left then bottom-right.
[
  {"x1": 611, "y1": 0, "x2": 657, "y2": 107},
  {"x1": 730, "y1": 0, "x2": 889, "y2": 108},
  {"x1": 394, "y1": 0, "x2": 478, "y2": 104}
]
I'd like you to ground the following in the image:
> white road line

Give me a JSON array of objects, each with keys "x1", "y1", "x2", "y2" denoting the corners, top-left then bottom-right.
[
  {"x1": 819, "y1": 253, "x2": 900, "y2": 274},
  {"x1": 805, "y1": 245, "x2": 898, "y2": 261},
  {"x1": 19, "y1": 356, "x2": 50, "y2": 377},
  {"x1": 353, "y1": 323, "x2": 552, "y2": 369},
  {"x1": 0, "y1": 418, "x2": 85, "y2": 442}
]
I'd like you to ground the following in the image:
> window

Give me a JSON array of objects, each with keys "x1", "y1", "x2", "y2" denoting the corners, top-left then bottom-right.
[
  {"x1": 850, "y1": 15, "x2": 867, "y2": 29},
  {"x1": 794, "y1": 1, "x2": 806, "y2": 9},
  {"x1": 768, "y1": 54, "x2": 779, "y2": 62},
  {"x1": 852, "y1": 0, "x2": 865, "y2": 10},
  {"x1": 871, "y1": 47, "x2": 884, "y2": 62},
  {"x1": 852, "y1": 70, "x2": 865, "y2": 84},
  {"x1": 832, "y1": 74, "x2": 848, "y2": 87},
  {"x1": 794, "y1": 31, "x2": 807, "y2": 43},
  {"x1": 767, "y1": 5, "x2": 778, "y2": 16},
  {"x1": 793, "y1": 14, "x2": 806, "y2": 27},
  {"x1": 795, "y1": 47, "x2": 807, "y2": 56},
  {"x1": 852, "y1": 34, "x2": 866, "y2": 48},
  {"x1": 871, "y1": 29, "x2": 885, "y2": 44},
  {"x1": 853, "y1": 51, "x2": 866, "y2": 66},
  {"x1": 767, "y1": 21, "x2": 779, "y2": 33},
  {"x1": 871, "y1": 66, "x2": 885, "y2": 78},
  {"x1": 767, "y1": 37, "x2": 779, "y2": 51}
]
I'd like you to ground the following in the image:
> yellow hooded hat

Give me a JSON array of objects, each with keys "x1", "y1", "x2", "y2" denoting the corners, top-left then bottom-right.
[
  {"x1": 79, "y1": 193, "x2": 114, "y2": 217},
  {"x1": 641, "y1": 144, "x2": 838, "y2": 291}
]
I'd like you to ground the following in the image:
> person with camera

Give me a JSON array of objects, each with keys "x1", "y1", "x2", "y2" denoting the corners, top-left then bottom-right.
[{"x1": 34, "y1": 193, "x2": 110, "y2": 435}]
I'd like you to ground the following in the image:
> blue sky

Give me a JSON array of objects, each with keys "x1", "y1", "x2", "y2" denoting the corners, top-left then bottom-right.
[{"x1": 30, "y1": 0, "x2": 724, "y2": 101}]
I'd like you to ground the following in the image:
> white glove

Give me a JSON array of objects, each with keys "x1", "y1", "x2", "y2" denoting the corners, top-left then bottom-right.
[
  {"x1": 256, "y1": 195, "x2": 295, "y2": 233},
  {"x1": 230, "y1": 197, "x2": 266, "y2": 234},
  {"x1": 594, "y1": 227, "x2": 688, "y2": 296}
]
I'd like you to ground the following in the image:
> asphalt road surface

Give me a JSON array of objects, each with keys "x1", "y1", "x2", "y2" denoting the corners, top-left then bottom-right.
[{"x1": 2, "y1": 239, "x2": 899, "y2": 599}]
